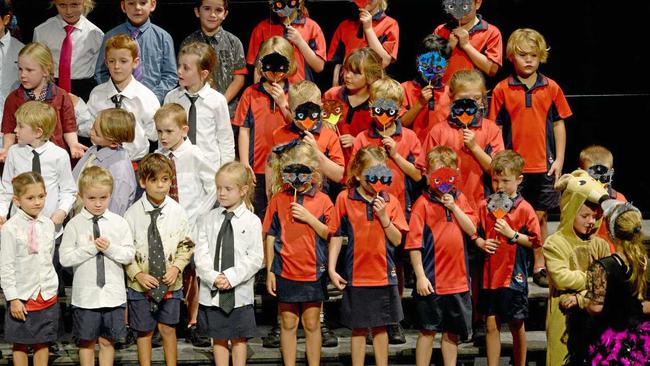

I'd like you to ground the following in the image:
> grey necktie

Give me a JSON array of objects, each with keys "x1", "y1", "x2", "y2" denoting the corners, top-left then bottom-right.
[
  {"x1": 185, "y1": 94, "x2": 199, "y2": 144},
  {"x1": 111, "y1": 94, "x2": 124, "y2": 109},
  {"x1": 32, "y1": 150, "x2": 41, "y2": 174},
  {"x1": 93, "y1": 215, "x2": 105, "y2": 288},
  {"x1": 147, "y1": 207, "x2": 167, "y2": 311},
  {"x1": 212, "y1": 211, "x2": 235, "y2": 313}
]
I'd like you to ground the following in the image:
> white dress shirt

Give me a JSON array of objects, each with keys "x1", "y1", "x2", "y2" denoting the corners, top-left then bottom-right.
[
  {"x1": 87, "y1": 78, "x2": 160, "y2": 160},
  {"x1": 74, "y1": 96, "x2": 94, "y2": 137},
  {"x1": 0, "y1": 142, "x2": 77, "y2": 228},
  {"x1": 156, "y1": 139, "x2": 217, "y2": 234},
  {"x1": 0, "y1": 209, "x2": 58, "y2": 302},
  {"x1": 33, "y1": 15, "x2": 104, "y2": 79},
  {"x1": 59, "y1": 209, "x2": 135, "y2": 308},
  {"x1": 164, "y1": 84, "x2": 235, "y2": 169},
  {"x1": 0, "y1": 30, "x2": 23, "y2": 129},
  {"x1": 194, "y1": 203, "x2": 264, "y2": 309}
]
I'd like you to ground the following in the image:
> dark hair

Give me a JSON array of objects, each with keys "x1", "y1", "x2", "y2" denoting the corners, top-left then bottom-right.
[
  {"x1": 138, "y1": 153, "x2": 174, "y2": 182},
  {"x1": 0, "y1": 0, "x2": 12, "y2": 16},
  {"x1": 419, "y1": 34, "x2": 452, "y2": 59},
  {"x1": 195, "y1": 0, "x2": 228, "y2": 10}
]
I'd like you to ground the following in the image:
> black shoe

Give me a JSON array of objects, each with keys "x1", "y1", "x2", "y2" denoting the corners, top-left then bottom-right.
[
  {"x1": 533, "y1": 268, "x2": 549, "y2": 288},
  {"x1": 152, "y1": 329, "x2": 163, "y2": 348},
  {"x1": 186, "y1": 325, "x2": 211, "y2": 347},
  {"x1": 471, "y1": 324, "x2": 486, "y2": 346},
  {"x1": 387, "y1": 323, "x2": 406, "y2": 345},
  {"x1": 115, "y1": 326, "x2": 136, "y2": 350},
  {"x1": 262, "y1": 324, "x2": 281, "y2": 348},
  {"x1": 321, "y1": 322, "x2": 338, "y2": 347}
]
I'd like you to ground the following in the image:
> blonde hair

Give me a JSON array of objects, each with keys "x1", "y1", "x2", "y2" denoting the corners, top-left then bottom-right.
[
  {"x1": 376, "y1": 0, "x2": 388, "y2": 11},
  {"x1": 51, "y1": 0, "x2": 96, "y2": 16},
  {"x1": 426, "y1": 145, "x2": 458, "y2": 170},
  {"x1": 178, "y1": 42, "x2": 217, "y2": 88},
  {"x1": 78, "y1": 166, "x2": 114, "y2": 195},
  {"x1": 448, "y1": 69, "x2": 486, "y2": 97},
  {"x1": 270, "y1": 143, "x2": 321, "y2": 195},
  {"x1": 506, "y1": 28, "x2": 549, "y2": 64},
  {"x1": 19, "y1": 42, "x2": 55, "y2": 82},
  {"x1": 491, "y1": 150, "x2": 525, "y2": 177},
  {"x1": 343, "y1": 47, "x2": 384, "y2": 86},
  {"x1": 95, "y1": 108, "x2": 136, "y2": 144},
  {"x1": 369, "y1": 77, "x2": 404, "y2": 105},
  {"x1": 347, "y1": 145, "x2": 387, "y2": 187},
  {"x1": 12, "y1": 171, "x2": 45, "y2": 197},
  {"x1": 15, "y1": 101, "x2": 57, "y2": 140},
  {"x1": 257, "y1": 36, "x2": 297, "y2": 78},
  {"x1": 154, "y1": 103, "x2": 188, "y2": 128},
  {"x1": 579, "y1": 145, "x2": 614, "y2": 169},
  {"x1": 288, "y1": 80, "x2": 321, "y2": 111},
  {"x1": 610, "y1": 210, "x2": 648, "y2": 299},
  {"x1": 216, "y1": 161, "x2": 255, "y2": 211},
  {"x1": 104, "y1": 34, "x2": 139, "y2": 60}
]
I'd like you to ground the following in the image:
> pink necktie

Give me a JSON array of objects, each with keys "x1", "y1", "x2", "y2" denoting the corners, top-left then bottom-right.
[
  {"x1": 58, "y1": 24, "x2": 75, "y2": 93},
  {"x1": 27, "y1": 220, "x2": 39, "y2": 254},
  {"x1": 130, "y1": 28, "x2": 143, "y2": 81}
]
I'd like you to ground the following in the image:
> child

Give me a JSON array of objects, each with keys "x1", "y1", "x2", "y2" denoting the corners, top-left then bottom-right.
[
  {"x1": 0, "y1": 172, "x2": 59, "y2": 366},
  {"x1": 543, "y1": 170, "x2": 611, "y2": 366},
  {"x1": 406, "y1": 146, "x2": 478, "y2": 366},
  {"x1": 72, "y1": 108, "x2": 138, "y2": 216},
  {"x1": 433, "y1": 0, "x2": 502, "y2": 83},
  {"x1": 59, "y1": 166, "x2": 136, "y2": 366},
  {"x1": 164, "y1": 42, "x2": 235, "y2": 168},
  {"x1": 488, "y1": 28, "x2": 572, "y2": 287},
  {"x1": 475, "y1": 150, "x2": 541, "y2": 366},
  {"x1": 233, "y1": 36, "x2": 294, "y2": 220},
  {"x1": 0, "y1": 101, "x2": 77, "y2": 229},
  {"x1": 87, "y1": 34, "x2": 160, "y2": 161},
  {"x1": 401, "y1": 34, "x2": 452, "y2": 142},
  {"x1": 578, "y1": 145, "x2": 627, "y2": 251},
  {"x1": 124, "y1": 153, "x2": 194, "y2": 366},
  {"x1": 182, "y1": 0, "x2": 247, "y2": 118},
  {"x1": 1, "y1": 42, "x2": 86, "y2": 160},
  {"x1": 193, "y1": 161, "x2": 263, "y2": 364},
  {"x1": 422, "y1": 69, "x2": 504, "y2": 211},
  {"x1": 94, "y1": 0, "x2": 177, "y2": 103},
  {"x1": 263, "y1": 142, "x2": 332, "y2": 365},
  {"x1": 328, "y1": 0, "x2": 399, "y2": 85},
  {"x1": 323, "y1": 47, "x2": 384, "y2": 161},
  {"x1": 33, "y1": 0, "x2": 103, "y2": 100},
  {"x1": 329, "y1": 146, "x2": 408, "y2": 366},
  {"x1": 0, "y1": 0, "x2": 24, "y2": 125},
  {"x1": 247, "y1": 0, "x2": 326, "y2": 84}
]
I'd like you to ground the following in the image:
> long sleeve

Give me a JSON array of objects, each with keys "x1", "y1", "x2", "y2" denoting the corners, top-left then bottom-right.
[
  {"x1": 103, "y1": 224, "x2": 135, "y2": 265},
  {"x1": 0, "y1": 149, "x2": 17, "y2": 216},
  {"x1": 196, "y1": 154, "x2": 218, "y2": 221},
  {"x1": 215, "y1": 95, "x2": 235, "y2": 167},
  {"x1": 74, "y1": 97, "x2": 94, "y2": 138},
  {"x1": 543, "y1": 237, "x2": 587, "y2": 292},
  {"x1": 153, "y1": 32, "x2": 177, "y2": 103},
  {"x1": 194, "y1": 217, "x2": 220, "y2": 290},
  {"x1": 123, "y1": 208, "x2": 145, "y2": 281},
  {"x1": 56, "y1": 155, "x2": 78, "y2": 214},
  {"x1": 0, "y1": 227, "x2": 19, "y2": 300},
  {"x1": 108, "y1": 161, "x2": 137, "y2": 216},
  {"x1": 171, "y1": 217, "x2": 195, "y2": 273},
  {"x1": 222, "y1": 219, "x2": 264, "y2": 288},
  {"x1": 94, "y1": 35, "x2": 109, "y2": 85},
  {"x1": 59, "y1": 223, "x2": 99, "y2": 268}
]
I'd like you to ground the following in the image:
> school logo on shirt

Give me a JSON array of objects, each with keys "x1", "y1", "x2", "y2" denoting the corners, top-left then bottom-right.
[
  {"x1": 515, "y1": 272, "x2": 524, "y2": 284},
  {"x1": 390, "y1": 266, "x2": 397, "y2": 278},
  {"x1": 319, "y1": 264, "x2": 326, "y2": 273}
]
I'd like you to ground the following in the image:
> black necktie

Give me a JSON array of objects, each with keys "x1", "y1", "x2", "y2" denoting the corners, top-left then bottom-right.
[
  {"x1": 147, "y1": 207, "x2": 167, "y2": 311},
  {"x1": 185, "y1": 94, "x2": 199, "y2": 144},
  {"x1": 111, "y1": 94, "x2": 124, "y2": 109},
  {"x1": 212, "y1": 211, "x2": 235, "y2": 313},
  {"x1": 31, "y1": 150, "x2": 41, "y2": 174},
  {"x1": 93, "y1": 215, "x2": 105, "y2": 288}
]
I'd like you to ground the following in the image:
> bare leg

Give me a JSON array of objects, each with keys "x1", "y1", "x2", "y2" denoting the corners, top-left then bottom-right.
[
  {"x1": 510, "y1": 320, "x2": 527, "y2": 366},
  {"x1": 79, "y1": 339, "x2": 97, "y2": 366},
  {"x1": 534, "y1": 210, "x2": 548, "y2": 271},
  {"x1": 440, "y1": 332, "x2": 459, "y2": 366},
  {"x1": 136, "y1": 331, "x2": 153, "y2": 366},
  {"x1": 300, "y1": 303, "x2": 322, "y2": 366},
  {"x1": 485, "y1": 315, "x2": 501, "y2": 366},
  {"x1": 183, "y1": 268, "x2": 200, "y2": 326},
  {"x1": 12, "y1": 344, "x2": 30, "y2": 366},
  {"x1": 32, "y1": 343, "x2": 50, "y2": 366},
  {"x1": 98, "y1": 336, "x2": 115, "y2": 366},
  {"x1": 371, "y1": 326, "x2": 388, "y2": 366},
  {"x1": 350, "y1": 328, "x2": 368, "y2": 366},
  {"x1": 279, "y1": 303, "x2": 300, "y2": 366},
  {"x1": 158, "y1": 323, "x2": 177, "y2": 366},
  {"x1": 231, "y1": 338, "x2": 248, "y2": 366},
  {"x1": 213, "y1": 339, "x2": 229, "y2": 366},
  {"x1": 415, "y1": 331, "x2": 436, "y2": 366}
]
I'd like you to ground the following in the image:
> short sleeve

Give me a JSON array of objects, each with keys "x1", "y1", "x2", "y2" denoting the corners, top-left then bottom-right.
[
  {"x1": 584, "y1": 261, "x2": 607, "y2": 305},
  {"x1": 457, "y1": 193, "x2": 478, "y2": 226},
  {"x1": 327, "y1": 22, "x2": 345, "y2": 63},
  {"x1": 246, "y1": 22, "x2": 265, "y2": 66},
  {"x1": 309, "y1": 21, "x2": 327, "y2": 60},
  {"x1": 329, "y1": 191, "x2": 347, "y2": 236},
  {"x1": 487, "y1": 82, "x2": 506, "y2": 123},
  {"x1": 484, "y1": 26, "x2": 503, "y2": 67},
  {"x1": 552, "y1": 82, "x2": 573, "y2": 121},
  {"x1": 380, "y1": 18, "x2": 400, "y2": 61},
  {"x1": 233, "y1": 88, "x2": 252, "y2": 127},
  {"x1": 389, "y1": 195, "x2": 409, "y2": 233},
  {"x1": 262, "y1": 195, "x2": 279, "y2": 236},
  {"x1": 404, "y1": 199, "x2": 426, "y2": 250}
]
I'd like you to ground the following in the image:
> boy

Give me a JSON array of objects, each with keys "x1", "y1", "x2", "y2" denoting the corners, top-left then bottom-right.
[
  {"x1": 488, "y1": 28, "x2": 572, "y2": 287},
  {"x1": 434, "y1": 0, "x2": 502, "y2": 83},
  {"x1": 59, "y1": 166, "x2": 135, "y2": 366},
  {"x1": 181, "y1": 0, "x2": 246, "y2": 119},
  {"x1": 0, "y1": 101, "x2": 76, "y2": 229},
  {"x1": 87, "y1": 34, "x2": 160, "y2": 161},
  {"x1": 124, "y1": 153, "x2": 194, "y2": 366},
  {"x1": 406, "y1": 146, "x2": 478, "y2": 366},
  {"x1": 0, "y1": 0, "x2": 23, "y2": 127},
  {"x1": 475, "y1": 150, "x2": 541, "y2": 366},
  {"x1": 94, "y1": 0, "x2": 176, "y2": 103}
]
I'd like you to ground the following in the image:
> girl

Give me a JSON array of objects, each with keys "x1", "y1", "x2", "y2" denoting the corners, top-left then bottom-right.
[
  {"x1": 323, "y1": 47, "x2": 384, "y2": 161},
  {"x1": 264, "y1": 142, "x2": 333, "y2": 366},
  {"x1": 328, "y1": 146, "x2": 408, "y2": 366},
  {"x1": 234, "y1": 36, "x2": 295, "y2": 221},
  {"x1": 33, "y1": 0, "x2": 103, "y2": 100},
  {"x1": 328, "y1": 0, "x2": 399, "y2": 85},
  {"x1": 194, "y1": 161, "x2": 264, "y2": 366},
  {"x1": 0, "y1": 172, "x2": 59, "y2": 366},
  {"x1": 164, "y1": 42, "x2": 235, "y2": 169},
  {"x1": 1, "y1": 42, "x2": 86, "y2": 160},
  {"x1": 0, "y1": 0, "x2": 23, "y2": 126},
  {"x1": 247, "y1": 0, "x2": 326, "y2": 84},
  {"x1": 421, "y1": 69, "x2": 504, "y2": 211}
]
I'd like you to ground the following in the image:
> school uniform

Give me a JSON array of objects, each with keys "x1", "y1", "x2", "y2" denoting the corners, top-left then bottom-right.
[
  {"x1": 328, "y1": 11, "x2": 399, "y2": 65},
  {"x1": 0, "y1": 209, "x2": 59, "y2": 344},
  {"x1": 124, "y1": 196, "x2": 194, "y2": 332},
  {"x1": 33, "y1": 14, "x2": 103, "y2": 100},
  {"x1": 0, "y1": 30, "x2": 23, "y2": 126},
  {"x1": 59, "y1": 209, "x2": 135, "y2": 341},
  {"x1": 194, "y1": 203, "x2": 264, "y2": 339},
  {"x1": 164, "y1": 84, "x2": 235, "y2": 169},
  {"x1": 156, "y1": 138, "x2": 217, "y2": 233},
  {"x1": 329, "y1": 188, "x2": 408, "y2": 328},
  {"x1": 87, "y1": 77, "x2": 160, "y2": 161},
  {"x1": 401, "y1": 80, "x2": 450, "y2": 143}
]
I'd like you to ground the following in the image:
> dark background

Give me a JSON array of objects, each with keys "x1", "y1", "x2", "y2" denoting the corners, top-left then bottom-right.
[{"x1": 13, "y1": 0, "x2": 650, "y2": 213}]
